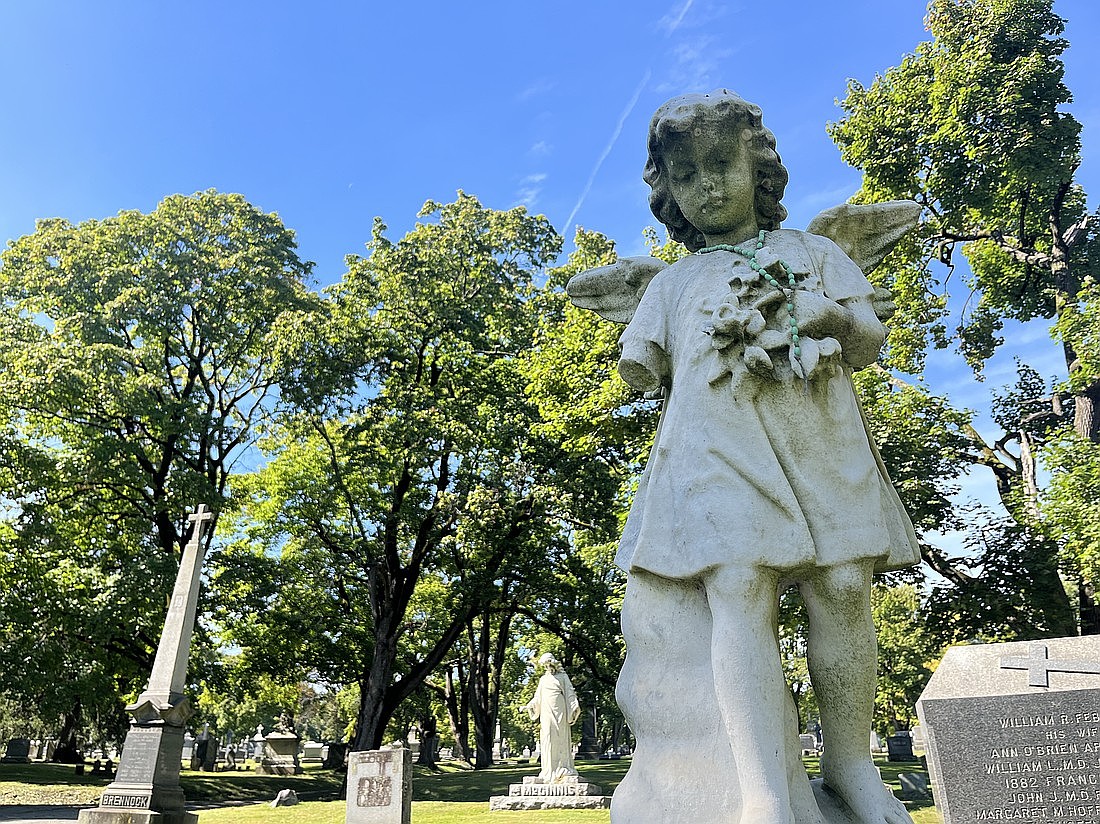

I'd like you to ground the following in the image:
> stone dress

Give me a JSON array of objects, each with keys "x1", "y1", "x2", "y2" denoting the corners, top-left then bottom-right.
[{"x1": 616, "y1": 228, "x2": 919, "y2": 581}]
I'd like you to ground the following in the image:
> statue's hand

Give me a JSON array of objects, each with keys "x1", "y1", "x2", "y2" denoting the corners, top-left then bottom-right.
[{"x1": 790, "y1": 290, "x2": 850, "y2": 339}]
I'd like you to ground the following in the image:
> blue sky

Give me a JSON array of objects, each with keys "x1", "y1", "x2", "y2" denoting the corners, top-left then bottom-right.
[{"x1": 2, "y1": 0, "x2": 1097, "y2": 527}]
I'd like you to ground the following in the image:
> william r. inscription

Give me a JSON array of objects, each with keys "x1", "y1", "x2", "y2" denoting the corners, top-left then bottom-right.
[{"x1": 921, "y1": 689, "x2": 1100, "y2": 822}]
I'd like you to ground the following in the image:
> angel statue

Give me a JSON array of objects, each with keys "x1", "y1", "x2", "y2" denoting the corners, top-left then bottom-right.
[{"x1": 566, "y1": 90, "x2": 922, "y2": 824}]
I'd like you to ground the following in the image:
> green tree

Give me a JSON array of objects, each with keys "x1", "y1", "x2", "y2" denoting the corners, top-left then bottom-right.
[
  {"x1": 829, "y1": 0, "x2": 1097, "y2": 632},
  {"x1": 0, "y1": 191, "x2": 317, "y2": 753},
  {"x1": 212, "y1": 194, "x2": 623, "y2": 753},
  {"x1": 871, "y1": 585, "x2": 940, "y2": 734}
]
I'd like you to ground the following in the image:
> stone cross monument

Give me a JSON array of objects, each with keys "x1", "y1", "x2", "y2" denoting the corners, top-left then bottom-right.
[{"x1": 79, "y1": 504, "x2": 215, "y2": 824}]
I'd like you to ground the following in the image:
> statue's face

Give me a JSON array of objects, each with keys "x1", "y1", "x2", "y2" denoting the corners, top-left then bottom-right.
[{"x1": 663, "y1": 120, "x2": 755, "y2": 239}]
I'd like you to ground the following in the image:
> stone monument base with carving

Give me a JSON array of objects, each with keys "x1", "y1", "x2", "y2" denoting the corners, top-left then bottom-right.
[
  {"x1": 489, "y1": 775, "x2": 612, "y2": 811},
  {"x1": 346, "y1": 744, "x2": 412, "y2": 824},
  {"x1": 256, "y1": 732, "x2": 301, "y2": 775}
]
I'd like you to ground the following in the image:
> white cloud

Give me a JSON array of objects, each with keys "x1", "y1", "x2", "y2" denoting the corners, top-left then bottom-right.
[
  {"x1": 517, "y1": 80, "x2": 556, "y2": 102},
  {"x1": 658, "y1": 0, "x2": 695, "y2": 32},
  {"x1": 515, "y1": 173, "x2": 549, "y2": 209},
  {"x1": 654, "y1": 35, "x2": 733, "y2": 95},
  {"x1": 528, "y1": 140, "x2": 551, "y2": 156}
]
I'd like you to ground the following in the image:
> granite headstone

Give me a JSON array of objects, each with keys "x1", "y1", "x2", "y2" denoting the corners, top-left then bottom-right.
[
  {"x1": 345, "y1": 744, "x2": 411, "y2": 824},
  {"x1": 2, "y1": 738, "x2": 32, "y2": 763},
  {"x1": 917, "y1": 634, "x2": 1100, "y2": 824}
]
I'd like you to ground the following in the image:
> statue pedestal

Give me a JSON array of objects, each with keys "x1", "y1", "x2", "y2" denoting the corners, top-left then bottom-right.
[
  {"x1": 256, "y1": 733, "x2": 301, "y2": 775},
  {"x1": 489, "y1": 775, "x2": 612, "y2": 811}
]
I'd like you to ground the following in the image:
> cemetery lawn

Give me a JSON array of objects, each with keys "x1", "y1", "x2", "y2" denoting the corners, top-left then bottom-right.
[
  {"x1": 2, "y1": 757, "x2": 941, "y2": 822},
  {"x1": 0, "y1": 762, "x2": 344, "y2": 806}
]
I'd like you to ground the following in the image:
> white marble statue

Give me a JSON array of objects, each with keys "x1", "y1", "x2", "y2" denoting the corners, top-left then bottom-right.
[
  {"x1": 523, "y1": 653, "x2": 581, "y2": 783},
  {"x1": 567, "y1": 90, "x2": 922, "y2": 824}
]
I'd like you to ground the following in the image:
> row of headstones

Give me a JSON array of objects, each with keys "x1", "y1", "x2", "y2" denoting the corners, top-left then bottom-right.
[{"x1": 1, "y1": 738, "x2": 59, "y2": 763}]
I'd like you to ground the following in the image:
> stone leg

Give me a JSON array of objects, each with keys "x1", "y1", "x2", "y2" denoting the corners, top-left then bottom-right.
[{"x1": 613, "y1": 570, "x2": 740, "y2": 823}]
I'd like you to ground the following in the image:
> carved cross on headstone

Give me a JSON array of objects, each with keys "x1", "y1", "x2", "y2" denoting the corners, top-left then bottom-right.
[{"x1": 999, "y1": 642, "x2": 1100, "y2": 687}]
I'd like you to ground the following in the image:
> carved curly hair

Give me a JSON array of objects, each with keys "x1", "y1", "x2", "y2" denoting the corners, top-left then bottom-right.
[{"x1": 643, "y1": 90, "x2": 789, "y2": 252}]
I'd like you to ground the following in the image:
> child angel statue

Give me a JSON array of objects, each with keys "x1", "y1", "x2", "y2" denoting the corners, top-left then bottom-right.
[{"x1": 567, "y1": 90, "x2": 922, "y2": 824}]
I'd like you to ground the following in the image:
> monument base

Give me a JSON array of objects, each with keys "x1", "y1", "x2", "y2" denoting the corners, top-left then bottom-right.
[
  {"x1": 78, "y1": 808, "x2": 197, "y2": 824},
  {"x1": 256, "y1": 762, "x2": 302, "y2": 775},
  {"x1": 489, "y1": 775, "x2": 612, "y2": 811}
]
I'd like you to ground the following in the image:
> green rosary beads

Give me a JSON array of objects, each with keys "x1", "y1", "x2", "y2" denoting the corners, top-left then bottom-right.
[{"x1": 696, "y1": 230, "x2": 802, "y2": 358}]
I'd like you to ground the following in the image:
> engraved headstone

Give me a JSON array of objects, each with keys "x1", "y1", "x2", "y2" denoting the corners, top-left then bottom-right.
[
  {"x1": 302, "y1": 740, "x2": 324, "y2": 764},
  {"x1": 917, "y1": 635, "x2": 1100, "y2": 824},
  {"x1": 345, "y1": 744, "x2": 411, "y2": 824},
  {"x1": 488, "y1": 774, "x2": 613, "y2": 811},
  {"x1": 886, "y1": 731, "x2": 917, "y2": 762},
  {"x1": 2, "y1": 738, "x2": 32, "y2": 763},
  {"x1": 78, "y1": 504, "x2": 215, "y2": 824}
]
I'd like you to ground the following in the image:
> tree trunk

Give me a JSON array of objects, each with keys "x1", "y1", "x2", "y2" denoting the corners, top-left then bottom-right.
[
  {"x1": 1080, "y1": 582, "x2": 1100, "y2": 636},
  {"x1": 352, "y1": 622, "x2": 399, "y2": 751},
  {"x1": 442, "y1": 665, "x2": 471, "y2": 762},
  {"x1": 53, "y1": 704, "x2": 83, "y2": 764},
  {"x1": 468, "y1": 617, "x2": 494, "y2": 769}
]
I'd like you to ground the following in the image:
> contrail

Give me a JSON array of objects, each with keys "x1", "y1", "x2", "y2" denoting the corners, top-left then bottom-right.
[
  {"x1": 563, "y1": 68, "x2": 652, "y2": 239},
  {"x1": 665, "y1": 0, "x2": 694, "y2": 32}
]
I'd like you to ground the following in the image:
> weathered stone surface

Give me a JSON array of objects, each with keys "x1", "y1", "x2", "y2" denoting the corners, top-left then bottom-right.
[
  {"x1": 566, "y1": 90, "x2": 922, "y2": 824},
  {"x1": 345, "y1": 745, "x2": 411, "y2": 824},
  {"x1": 256, "y1": 732, "x2": 301, "y2": 775},
  {"x1": 489, "y1": 795, "x2": 612, "y2": 811},
  {"x1": 917, "y1": 635, "x2": 1100, "y2": 824},
  {"x1": 78, "y1": 505, "x2": 213, "y2": 824}
]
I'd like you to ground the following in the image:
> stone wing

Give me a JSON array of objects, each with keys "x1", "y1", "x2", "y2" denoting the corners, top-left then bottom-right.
[
  {"x1": 806, "y1": 200, "x2": 922, "y2": 274},
  {"x1": 565, "y1": 256, "x2": 668, "y2": 325}
]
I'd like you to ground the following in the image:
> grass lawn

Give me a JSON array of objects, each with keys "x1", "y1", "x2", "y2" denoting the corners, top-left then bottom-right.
[{"x1": 2, "y1": 757, "x2": 942, "y2": 822}]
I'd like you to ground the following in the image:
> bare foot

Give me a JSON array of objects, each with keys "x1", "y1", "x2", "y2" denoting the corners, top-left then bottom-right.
[{"x1": 821, "y1": 757, "x2": 913, "y2": 824}]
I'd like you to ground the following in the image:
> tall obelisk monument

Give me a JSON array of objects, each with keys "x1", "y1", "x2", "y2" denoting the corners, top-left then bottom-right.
[{"x1": 80, "y1": 504, "x2": 215, "y2": 824}]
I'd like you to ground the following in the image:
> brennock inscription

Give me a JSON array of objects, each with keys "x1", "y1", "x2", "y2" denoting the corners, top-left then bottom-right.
[
  {"x1": 919, "y1": 635, "x2": 1100, "y2": 824},
  {"x1": 100, "y1": 794, "x2": 151, "y2": 810}
]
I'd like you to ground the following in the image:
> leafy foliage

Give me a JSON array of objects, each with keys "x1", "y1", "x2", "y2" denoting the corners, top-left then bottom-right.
[{"x1": 0, "y1": 190, "x2": 316, "y2": 740}]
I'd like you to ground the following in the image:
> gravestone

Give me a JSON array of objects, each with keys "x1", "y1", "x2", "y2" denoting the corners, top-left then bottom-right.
[
  {"x1": 302, "y1": 740, "x2": 324, "y2": 764},
  {"x1": 200, "y1": 732, "x2": 216, "y2": 772},
  {"x1": 180, "y1": 734, "x2": 194, "y2": 765},
  {"x1": 78, "y1": 504, "x2": 215, "y2": 824},
  {"x1": 345, "y1": 744, "x2": 412, "y2": 824},
  {"x1": 800, "y1": 734, "x2": 819, "y2": 756},
  {"x1": 489, "y1": 775, "x2": 613, "y2": 811},
  {"x1": 886, "y1": 732, "x2": 916, "y2": 762},
  {"x1": 917, "y1": 634, "x2": 1100, "y2": 824},
  {"x1": 577, "y1": 709, "x2": 601, "y2": 760},
  {"x1": 2, "y1": 738, "x2": 32, "y2": 763}
]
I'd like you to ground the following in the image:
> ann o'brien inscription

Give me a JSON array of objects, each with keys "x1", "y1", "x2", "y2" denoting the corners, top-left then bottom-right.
[{"x1": 923, "y1": 689, "x2": 1100, "y2": 822}]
